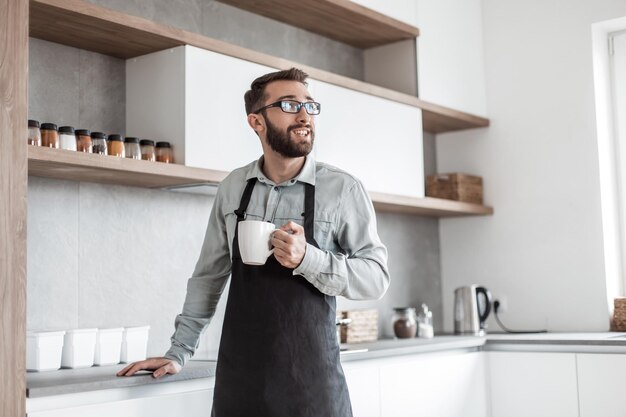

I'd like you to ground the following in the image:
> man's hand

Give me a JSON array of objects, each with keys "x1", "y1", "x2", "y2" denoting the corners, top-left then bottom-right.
[
  {"x1": 116, "y1": 357, "x2": 181, "y2": 379},
  {"x1": 271, "y1": 221, "x2": 307, "y2": 268}
]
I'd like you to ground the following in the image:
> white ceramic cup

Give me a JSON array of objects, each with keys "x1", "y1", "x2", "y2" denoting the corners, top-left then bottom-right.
[{"x1": 238, "y1": 220, "x2": 277, "y2": 265}]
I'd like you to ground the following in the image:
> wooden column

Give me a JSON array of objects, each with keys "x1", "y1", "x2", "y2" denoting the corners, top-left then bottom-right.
[{"x1": 0, "y1": 0, "x2": 28, "y2": 415}]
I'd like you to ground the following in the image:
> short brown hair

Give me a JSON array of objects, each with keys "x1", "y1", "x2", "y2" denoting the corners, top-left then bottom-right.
[{"x1": 244, "y1": 68, "x2": 309, "y2": 115}]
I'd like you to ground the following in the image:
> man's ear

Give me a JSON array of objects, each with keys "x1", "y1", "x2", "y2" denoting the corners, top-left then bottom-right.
[{"x1": 247, "y1": 113, "x2": 265, "y2": 133}]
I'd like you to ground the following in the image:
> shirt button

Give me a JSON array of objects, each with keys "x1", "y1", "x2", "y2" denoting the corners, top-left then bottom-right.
[
  {"x1": 274, "y1": 187, "x2": 279, "y2": 192},
  {"x1": 290, "y1": 180, "x2": 295, "y2": 183}
]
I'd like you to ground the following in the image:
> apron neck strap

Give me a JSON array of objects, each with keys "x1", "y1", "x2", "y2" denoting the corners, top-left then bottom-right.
[
  {"x1": 234, "y1": 178, "x2": 257, "y2": 221},
  {"x1": 304, "y1": 182, "x2": 316, "y2": 241}
]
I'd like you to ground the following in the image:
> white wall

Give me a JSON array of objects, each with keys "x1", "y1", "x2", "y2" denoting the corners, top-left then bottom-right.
[{"x1": 438, "y1": 0, "x2": 626, "y2": 332}]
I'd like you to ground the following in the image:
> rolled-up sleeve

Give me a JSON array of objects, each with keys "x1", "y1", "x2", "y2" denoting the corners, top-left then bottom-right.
[
  {"x1": 293, "y1": 179, "x2": 390, "y2": 300},
  {"x1": 164, "y1": 187, "x2": 232, "y2": 366}
]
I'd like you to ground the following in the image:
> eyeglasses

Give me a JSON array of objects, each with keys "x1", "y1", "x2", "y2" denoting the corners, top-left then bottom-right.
[{"x1": 253, "y1": 100, "x2": 321, "y2": 115}]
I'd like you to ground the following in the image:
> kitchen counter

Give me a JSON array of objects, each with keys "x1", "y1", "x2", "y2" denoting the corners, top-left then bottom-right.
[
  {"x1": 27, "y1": 360, "x2": 216, "y2": 398},
  {"x1": 26, "y1": 332, "x2": 626, "y2": 398}
]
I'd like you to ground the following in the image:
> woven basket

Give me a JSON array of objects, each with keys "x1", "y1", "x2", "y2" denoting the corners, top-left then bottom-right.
[
  {"x1": 340, "y1": 309, "x2": 378, "y2": 343},
  {"x1": 613, "y1": 298, "x2": 626, "y2": 331},
  {"x1": 426, "y1": 173, "x2": 483, "y2": 204}
]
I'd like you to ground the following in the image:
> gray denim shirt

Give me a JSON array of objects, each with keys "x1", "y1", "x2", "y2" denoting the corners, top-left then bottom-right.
[{"x1": 164, "y1": 155, "x2": 390, "y2": 366}]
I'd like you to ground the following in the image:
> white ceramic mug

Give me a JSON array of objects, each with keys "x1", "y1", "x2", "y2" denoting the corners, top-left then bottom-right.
[{"x1": 238, "y1": 220, "x2": 277, "y2": 265}]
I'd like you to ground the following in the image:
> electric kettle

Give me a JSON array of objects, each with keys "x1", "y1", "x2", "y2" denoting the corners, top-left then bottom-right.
[{"x1": 454, "y1": 285, "x2": 493, "y2": 335}]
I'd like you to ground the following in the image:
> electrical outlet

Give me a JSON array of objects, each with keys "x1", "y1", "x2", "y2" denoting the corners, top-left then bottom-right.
[{"x1": 494, "y1": 296, "x2": 508, "y2": 313}]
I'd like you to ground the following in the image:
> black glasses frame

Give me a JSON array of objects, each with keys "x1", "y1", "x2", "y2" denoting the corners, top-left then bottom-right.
[{"x1": 253, "y1": 100, "x2": 321, "y2": 115}]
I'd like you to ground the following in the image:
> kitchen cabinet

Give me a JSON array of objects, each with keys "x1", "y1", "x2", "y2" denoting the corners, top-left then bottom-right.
[
  {"x1": 342, "y1": 350, "x2": 489, "y2": 417},
  {"x1": 311, "y1": 79, "x2": 424, "y2": 197},
  {"x1": 379, "y1": 351, "x2": 489, "y2": 417},
  {"x1": 487, "y1": 352, "x2": 579, "y2": 417},
  {"x1": 127, "y1": 46, "x2": 425, "y2": 197},
  {"x1": 27, "y1": 379, "x2": 214, "y2": 417},
  {"x1": 577, "y1": 353, "x2": 626, "y2": 417},
  {"x1": 343, "y1": 361, "x2": 382, "y2": 417}
]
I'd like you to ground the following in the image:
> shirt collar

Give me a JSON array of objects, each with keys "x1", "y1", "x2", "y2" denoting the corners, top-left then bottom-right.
[{"x1": 246, "y1": 155, "x2": 316, "y2": 186}]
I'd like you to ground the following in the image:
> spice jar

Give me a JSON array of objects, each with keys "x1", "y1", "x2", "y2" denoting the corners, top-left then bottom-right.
[
  {"x1": 140, "y1": 139, "x2": 155, "y2": 162},
  {"x1": 58, "y1": 126, "x2": 77, "y2": 151},
  {"x1": 28, "y1": 120, "x2": 42, "y2": 146},
  {"x1": 124, "y1": 137, "x2": 141, "y2": 160},
  {"x1": 392, "y1": 307, "x2": 417, "y2": 339},
  {"x1": 155, "y1": 141, "x2": 173, "y2": 163},
  {"x1": 417, "y1": 304, "x2": 434, "y2": 338},
  {"x1": 76, "y1": 129, "x2": 92, "y2": 153},
  {"x1": 91, "y1": 132, "x2": 107, "y2": 155},
  {"x1": 107, "y1": 134, "x2": 125, "y2": 157},
  {"x1": 41, "y1": 123, "x2": 59, "y2": 148}
]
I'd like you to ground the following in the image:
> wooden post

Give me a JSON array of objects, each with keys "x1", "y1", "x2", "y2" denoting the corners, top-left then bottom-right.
[{"x1": 0, "y1": 0, "x2": 28, "y2": 415}]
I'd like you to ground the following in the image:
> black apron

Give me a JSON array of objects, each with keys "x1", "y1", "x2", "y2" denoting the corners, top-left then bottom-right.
[{"x1": 212, "y1": 178, "x2": 353, "y2": 417}]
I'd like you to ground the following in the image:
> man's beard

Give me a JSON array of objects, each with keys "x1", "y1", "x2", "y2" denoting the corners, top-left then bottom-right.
[{"x1": 264, "y1": 115, "x2": 315, "y2": 158}]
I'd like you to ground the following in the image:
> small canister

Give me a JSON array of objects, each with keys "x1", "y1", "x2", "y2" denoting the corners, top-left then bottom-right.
[
  {"x1": 76, "y1": 129, "x2": 92, "y2": 153},
  {"x1": 392, "y1": 307, "x2": 417, "y2": 339},
  {"x1": 91, "y1": 132, "x2": 107, "y2": 155},
  {"x1": 58, "y1": 126, "x2": 77, "y2": 151},
  {"x1": 124, "y1": 137, "x2": 141, "y2": 160},
  {"x1": 155, "y1": 141, "x2": 173, "y2": 163},
  {"x1": 41, "y1": 123, "x2": 59, "y2": 148},
  {"x1": 107, "y1": 134, "x2": 125, "y2": 157},
  {"x1": 140, "y1": 139, "x2": 155, "y2": 162},
  {"x1": 28, "y1": 120, "x2": 42, "y2": 146}
]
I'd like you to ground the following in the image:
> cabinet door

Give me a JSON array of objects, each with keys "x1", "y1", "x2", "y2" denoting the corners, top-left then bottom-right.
[
  {"x1": 343, "y1": 361, "x2": 381, "y2": 417},
  {"x1": 577, "y1": 353, "x2": 626, "y2": 417},
  {"x1": 28, "y1": 389, "x2": 213, "y2": 417},
  {"x1": 311, "y1": 79, "x2": 424, "y2": 198},
  {"x1": 379, "y1": 351, "x2": 489, "y2": 417},
  {"x1": 488, "y1": 352, "x2": 578, "y2": 417}
]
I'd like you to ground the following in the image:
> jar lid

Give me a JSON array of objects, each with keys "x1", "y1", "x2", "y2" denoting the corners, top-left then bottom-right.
[
  {"x1": 91, "y1": 131, "x2": 107, "y2": 139},
  {"x1": 108, "y1": 134, "x2": 123, "y2": 141},
  {"x1": 28, "y1": 120, "x2": 40, "y2": 128},
  {"x1": 156, "y1": 141, "x2": 171, "y2": 148},
  {"x1": 140, "y1": 139, "x2": 155, "y2": 146},
  {"x1": 393, "y1": 307, "x2": 416, "y2": 312},
  {"x1": 41, "y1": 123, "x2": 57, "y2": 130},
  {"x1": 124, "y1": 136, "x2": 139, "y2": 143},
  {"x1": 59, "y1": 126, "x2": 75, "y2": 134},
  {"x1": 75, "y1": 129, "x2": 91, "y2": 136}
]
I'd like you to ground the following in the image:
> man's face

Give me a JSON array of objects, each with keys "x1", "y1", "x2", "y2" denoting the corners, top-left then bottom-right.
[{"x1": 257, "y1": 80, "x2": 316, "y2": 158}]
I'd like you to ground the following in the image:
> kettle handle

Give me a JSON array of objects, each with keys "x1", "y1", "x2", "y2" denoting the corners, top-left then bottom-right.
[{"x1": 475, "y1": 286, "x2": 493, "y2": 325}]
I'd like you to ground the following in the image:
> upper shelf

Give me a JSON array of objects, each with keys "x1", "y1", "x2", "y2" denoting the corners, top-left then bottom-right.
[
  {"x1": 29, "y1": 0, "x2": 489, "y2": 134},
  {"x1": 215, "y1": 0, "x2": 419, "y2": 49},
  {"x1": 28, "y1": 147, "x2": 493, "y2": 217}
]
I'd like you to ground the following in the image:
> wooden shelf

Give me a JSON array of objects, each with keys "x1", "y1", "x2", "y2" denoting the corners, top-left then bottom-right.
[
  {"x1": 28, "y1": 146, "x2": 229, "y2": 188},
  {"x1": 28, "y1": 147, "x2": 493, "y2": 217},
  {"x1": 370, "y1": 192, "x2": 493, "y2": 217},
  {"x1": 215, "y1": 0, "x2": 419, "y2": 49},
  {"x1": 29, "y1": 0, "x2": 489, "y2": 134}
]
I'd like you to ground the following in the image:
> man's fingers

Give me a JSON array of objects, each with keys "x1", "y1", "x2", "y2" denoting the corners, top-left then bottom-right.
[
  {"x1": 116, "y1": 363, "x2": 135, "y2": 376},
  {"x1": 152, "y1": 364, "x2": 169, "y2": 379},
  {"x1": 280, "y1": 221, "x2": 303, "y2": 234}
]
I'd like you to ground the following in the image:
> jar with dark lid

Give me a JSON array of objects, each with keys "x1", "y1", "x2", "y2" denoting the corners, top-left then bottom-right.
[
  {"x1": 76, "y1": 129, "x2": 92, "y2": 153},
  {"x1": 58, "y1": 126, "x2": 77, "y2": 151},
  {"x1": 41, "y1": 123, "x2": 59, "y2": 148},
  {"x1": 107, "y1": 134, "x2": 125, "y2": 157},
  {"x1": 28, "y1": 120, "x2": 41, "y2": 146},
  {"x1": 124, "y1": 137, "x2": 141, "y2": 160},
  {"x1": 392, "y1": 307, "x2": 417, "y2": 339},
  {"x1": 91, "y1": 132, "x2": 107, "y2": 155},
  {"x1": 140, "y1": 139, "x2": 155, "y2": 162},
  {"x1": 155, "y1": 141, "x2": 173, "y2": 163}
]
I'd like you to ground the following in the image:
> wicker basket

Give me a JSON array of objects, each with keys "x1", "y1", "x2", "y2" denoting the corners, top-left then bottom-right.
[
  {"x1": 613, "y1": 297, "x2": 626, "y2": 331},
  {"x1": 426, "y1": 173, "x2": 483, "y2": 204},
  {"x1": 339, "y1": 309, "x2": 378, "y2": 343}
]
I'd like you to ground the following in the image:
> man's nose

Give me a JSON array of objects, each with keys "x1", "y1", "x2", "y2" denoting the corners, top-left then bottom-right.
[{"x1": 296, "y1": 106, "x2": 311, "y2": 123}]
